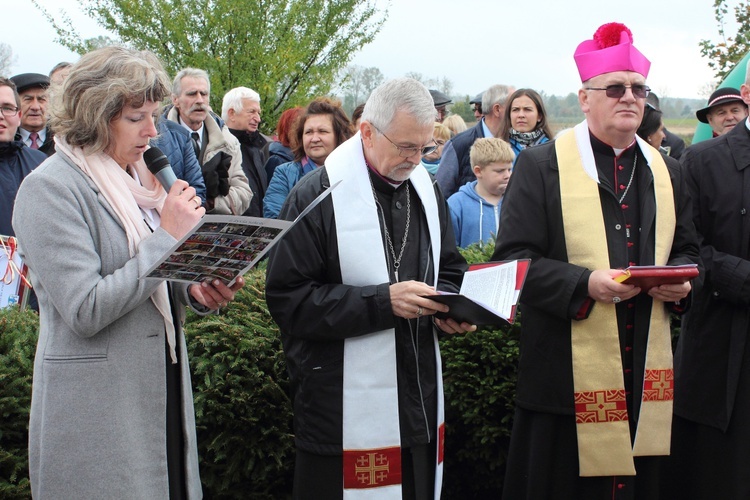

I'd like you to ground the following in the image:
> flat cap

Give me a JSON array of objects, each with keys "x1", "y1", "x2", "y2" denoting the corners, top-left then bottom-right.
[
  {"x1": 429, "y1": 89, "x2": 452, "y2": 107},
  {"x1": 9, "y1": 73, "x2": 50, "y2": 93}
]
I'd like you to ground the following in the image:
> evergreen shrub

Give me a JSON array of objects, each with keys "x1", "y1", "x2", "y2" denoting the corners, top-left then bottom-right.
[
  {"x1": 0, "y1": 243, "x2": 523, "y2": 498},
  {"x1": 186, "y1": 265, "x2": 294, "y2": 499},
  {"x1": 0, "y1": 307, "x2": 38, "y2": 499},
  {"x1": 440, "y1": 241, "x2": 518, "y2": 497}
]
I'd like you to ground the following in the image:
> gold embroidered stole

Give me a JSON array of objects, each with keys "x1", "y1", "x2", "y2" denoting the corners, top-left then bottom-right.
[{"x1": 556, "y1": 125, "x2": 675, "y2": 477}]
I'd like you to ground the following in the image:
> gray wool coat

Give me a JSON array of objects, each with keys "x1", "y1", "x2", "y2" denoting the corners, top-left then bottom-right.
[{"x1": 12, "y1": 152, "x2": 203, "y2": 499}]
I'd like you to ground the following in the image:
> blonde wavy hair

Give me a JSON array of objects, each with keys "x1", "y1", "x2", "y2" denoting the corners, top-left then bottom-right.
[{"x1": 49, "y1": 46, "x2": 171, "y2": 155}]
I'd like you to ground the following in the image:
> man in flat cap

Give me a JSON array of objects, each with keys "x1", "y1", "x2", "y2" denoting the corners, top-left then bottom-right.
[
  {"x1": 696, "y1": 87, "x2": 748, "y2": 137},
  {"x1": 429, "y1": 89, "x2": 452, "y2": 123},
  {"x1": 470, "y1": 93, "x2": 483, "y2": 122},
  {"x1": 493, "y1": 22, "x2": 699, "y2": 498},
  {"x1": 9, "y1": 73, "x2": 54, "y2": 156}
]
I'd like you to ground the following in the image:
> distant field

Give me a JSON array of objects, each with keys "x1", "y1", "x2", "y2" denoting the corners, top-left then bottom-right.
[{"x1": 664, "y1": 118, "x2": 698, "y2": 139}]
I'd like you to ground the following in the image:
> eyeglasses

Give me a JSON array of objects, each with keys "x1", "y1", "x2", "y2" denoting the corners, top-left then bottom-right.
[
  {"x1": 584, "y1": 84, "x2": 651, "y2": 99},
  {"x1": 0, "y1": 105, "x2": 19, "y2": 117},
  {"x1": 372, "y1": 124, "x2": 438, "y2": 158}
]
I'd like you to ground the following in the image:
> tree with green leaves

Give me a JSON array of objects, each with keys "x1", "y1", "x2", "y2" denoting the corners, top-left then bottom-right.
[
  {"x1": 33, "y1": 0, "x2": 387, "y2": 133},
  {"x1": 448, "y1": 96, "x2": 475, "y2": 124},
  {"x1": 700, "y1": 0, "x2": 750, "y2": 81}
]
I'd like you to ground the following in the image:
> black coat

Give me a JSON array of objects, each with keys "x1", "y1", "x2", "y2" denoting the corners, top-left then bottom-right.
[
  {"x1": 14, "y1": 126, "x2": 55, "y2": 156},
  {"x1": 228, "y1": 129, "x2": 269, "y2": 217},
  {"x1": 265, "y1": 167, "x2": 466, "y2": 455},
  {"x1": 676, "y1": 123, "x2": 750, "y2": 431},
  {"x1": 492, "y1": 138, "x2": 699, "y2": 416},
  {"x1": 0, "y1": 140, "x2": 47, "y2": 236}
]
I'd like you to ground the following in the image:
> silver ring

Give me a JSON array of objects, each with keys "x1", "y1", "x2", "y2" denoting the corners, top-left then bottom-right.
[
  {"x1": 612, "y1": 296, "x2": 622, "y2": 304},
  {"x1": 416, "y1": 306, "x2": 423, "y2": 316}
]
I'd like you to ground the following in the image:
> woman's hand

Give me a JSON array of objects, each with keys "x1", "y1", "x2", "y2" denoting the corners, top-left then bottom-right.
[
  {"x1": 160, "y1": 180, "x2": 205, "y2": 240},
  {"x1": 189, "y1": 277, "x2": 245, "y2": 310}
]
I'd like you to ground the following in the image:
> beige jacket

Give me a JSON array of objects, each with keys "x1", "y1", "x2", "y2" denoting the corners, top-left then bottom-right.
[{"x1": 167, "y1": 107, "x2": 252, "y2": 215}]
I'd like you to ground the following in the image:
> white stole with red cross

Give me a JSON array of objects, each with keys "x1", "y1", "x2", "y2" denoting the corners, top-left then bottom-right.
[
  {"x1": 326, "y1": 133, "x2": 445, "y2": 498},
  {"x1": 556, "y1": 121, "x2": 675, "y2": 477}
]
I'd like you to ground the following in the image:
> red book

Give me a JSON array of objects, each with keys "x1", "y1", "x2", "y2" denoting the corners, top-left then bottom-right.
[{"x1": 614, "y1": 264, "x2": 699, "y2": 291}]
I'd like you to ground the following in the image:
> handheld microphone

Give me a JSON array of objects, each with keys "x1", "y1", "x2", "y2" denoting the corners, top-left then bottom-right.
[{"x1": 143, "y1": 147, "x2": 178, "y2": 192}]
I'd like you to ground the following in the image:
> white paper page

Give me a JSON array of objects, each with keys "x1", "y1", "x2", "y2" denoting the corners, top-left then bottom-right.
[{"x1": 459, "y1": 260, "x2": 518, "y2": 318}]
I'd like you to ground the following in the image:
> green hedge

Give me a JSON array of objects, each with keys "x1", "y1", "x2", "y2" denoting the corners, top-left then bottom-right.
[
  {"x1": 0, "y1": 308, "x2": 37, "y2": 499},
  {"x1": 0, "y1": 242, "x2": 519, "y2": 498}
]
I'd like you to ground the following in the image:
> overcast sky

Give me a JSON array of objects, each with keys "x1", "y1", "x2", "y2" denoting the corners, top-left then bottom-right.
[{"x1": 6, "y1": 0, "x2": 727, "y2": 100}]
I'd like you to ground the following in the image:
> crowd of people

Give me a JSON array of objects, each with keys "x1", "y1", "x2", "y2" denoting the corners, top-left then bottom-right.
[{"x1": 3, "y1": 18, "x2": 750, "y2": 500}]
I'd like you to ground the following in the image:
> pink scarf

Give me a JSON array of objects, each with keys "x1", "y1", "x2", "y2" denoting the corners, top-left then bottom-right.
[{"x1": 54, "y1": 137, "x2": 177, "y2": 362}]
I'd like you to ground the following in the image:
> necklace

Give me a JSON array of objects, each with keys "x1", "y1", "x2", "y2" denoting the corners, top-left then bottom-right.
[
  {"x1": 371, "y1": 180, "x2": 411, "y2": 282},
  {"x1": 618, "y1": 151, "x2": 638, "y2": 204}
]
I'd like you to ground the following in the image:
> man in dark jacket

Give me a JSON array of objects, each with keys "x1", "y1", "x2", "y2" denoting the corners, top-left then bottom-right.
[
  {"x1": 9, "y1": 73, "x2": 55, "y2": 156},
  {"x1": 222, "y1": 86, "x2": 270, "y2": 217},
  {"x1": 265, "y1": 78, "x2": 473, "y2": 500},
  {"x1": 493, "y1": 23, "x2": 699, "y2": 499},
  {"x1": 0, "y1": 77, "x2": 46, "y2": 236},
  {"x1": 665, "y1": 64, "x2": 750, "y2": 499},
  {"x1": 436, "y1": 84, "x2": 513, "y2": 197}
]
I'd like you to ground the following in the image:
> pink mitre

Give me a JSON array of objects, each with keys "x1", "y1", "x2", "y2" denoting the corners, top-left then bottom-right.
[{"x1": 574, "y1": 22, "x2": 651, "y2": 82}]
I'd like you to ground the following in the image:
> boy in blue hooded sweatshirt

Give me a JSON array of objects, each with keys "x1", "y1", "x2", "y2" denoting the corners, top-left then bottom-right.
[{"x1": 447, "y1": 137, "x2": 514, "y2": 247}]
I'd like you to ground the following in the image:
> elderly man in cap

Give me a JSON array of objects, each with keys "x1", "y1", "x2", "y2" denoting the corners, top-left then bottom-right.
[
  {"x1": 266, "y1": 77, "x2": 473, "y2": 500},
  {"x1": 493, "y1": 22, "x2": 699, "y2": 499},
  {"x1": 429, "y1": 89, "x2": 452, "y2": 123},
  {"x1": 697, "y1": 87, "x2": 748, "y2": 137},
  {"x1": 9, "y1": 73, "x2": 54, "y2": 156},
  {"x1": 470, "y1": 93, "x2": 483, "y2": 121},
  {"x1": 665, "y1": 62, "x2": 750, "y2": 499}
]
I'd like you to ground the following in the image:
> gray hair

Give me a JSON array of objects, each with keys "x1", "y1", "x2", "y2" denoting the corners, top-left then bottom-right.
[
  {"x1": 49, "y1": 46, "x2": 170, "y2": 154},
  {"x1": 482, "y1": 84, "x2": 514, "y2": 112},
  {"x1": 49, "y1": 61, "x2": 72, "y2": 78},
  {"x1": 221, "y1": 86, "x2": 261, "y2": 121},
  {"x1": 172, "y1": 68, "x2": 210, "y2": 96},
  {"x1": 361, "y1": 78, "x2": 435, "y2": 132}
]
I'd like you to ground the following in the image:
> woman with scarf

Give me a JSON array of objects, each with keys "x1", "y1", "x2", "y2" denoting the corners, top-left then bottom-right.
[
  {"x1": 12, "y1": 46, "x2": 243, "y2": 499},
  {"x1": 263, "y1": 97, "x2": 352, "y2": 218},
  {"x1": 500, "y1": 88, "x2": 554, "y2": 162},
  {"x1": 420, "y1": 121, "x2": 451, "y2": 175}
]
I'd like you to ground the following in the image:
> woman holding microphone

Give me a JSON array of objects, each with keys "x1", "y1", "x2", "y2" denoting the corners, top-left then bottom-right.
[{"x1": 13, "y1": 46, "x2": 242, "y2": 499}]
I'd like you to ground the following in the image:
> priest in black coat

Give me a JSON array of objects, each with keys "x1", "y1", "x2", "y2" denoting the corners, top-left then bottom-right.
[{"x1": 492, "y1": 22, "x2": 699, "y2": 499}]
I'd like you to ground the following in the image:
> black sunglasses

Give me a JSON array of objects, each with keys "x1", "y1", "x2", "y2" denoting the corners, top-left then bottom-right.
[{"x1": 584, "y1": 84, "x2": 651, "y2": 99}]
